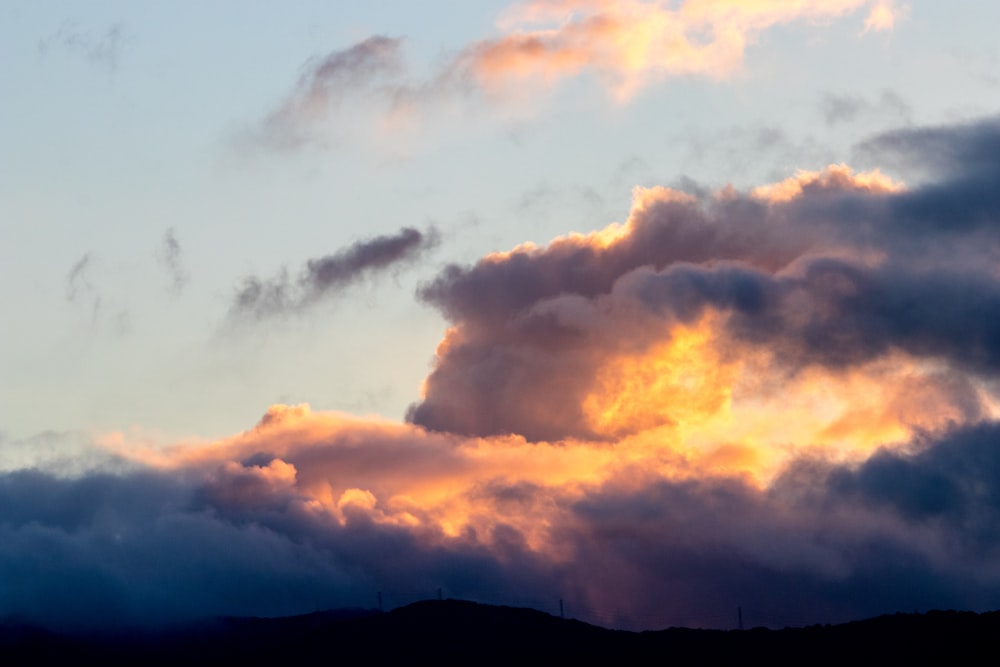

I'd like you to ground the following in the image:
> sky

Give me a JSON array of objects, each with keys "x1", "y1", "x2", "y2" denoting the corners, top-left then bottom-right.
[{"x1": 3, "y1": 0, "x2": 1000, "y2": 632}]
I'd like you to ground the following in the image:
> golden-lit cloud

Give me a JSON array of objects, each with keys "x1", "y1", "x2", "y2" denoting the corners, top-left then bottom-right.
[
  {"x1": 864, "y1": 0, "x2": 906, "y2": 32},
  {"x1": 462, "y1": 0, "x2": 905, "y2": 100},
  {"x1": 750, "y1": 163, "x2": 905, "y2": 203}
]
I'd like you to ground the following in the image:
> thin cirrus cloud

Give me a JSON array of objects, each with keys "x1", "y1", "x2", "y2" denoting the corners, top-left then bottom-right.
[
  {"x1": 230, "y1": 226, "x2": 440, "y2": 321},
  {"x1": 157, "y1": 227, "x2": 189, "y2": 294},
  {"x1": 8, "y1": 113, "x2": 1000, "y2": 632},
  {"x1": 255, "y1": 0, "x2": 905, "y2": 145},
  {"x1": 819, "y1": 89, "x2": 912, "y2": 126},
  {"x1": 255, "y1": 35, "x2": 406, "y2": 150},
  {"x1": 37, "y1": 21, "x2": 125, "y2": 74},
  {"x1": 65, "y1": 252, "x2": 95, "y2": 303}
]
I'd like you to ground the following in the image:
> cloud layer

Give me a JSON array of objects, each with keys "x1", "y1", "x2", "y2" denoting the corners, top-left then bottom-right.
[{"x1": 7, "y1": 114, "x2": 1000, "y2": 632}]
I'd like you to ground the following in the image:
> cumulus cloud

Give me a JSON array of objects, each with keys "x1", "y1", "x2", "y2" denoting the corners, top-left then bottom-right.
[
  {"x1": 9, "y1": 114, "x2": 1000, "y2": 632},
  {"x1": 231, "y1": 226, "x2": 440, "y2": 321},
  {"x1": 409, "y1": 113, "x2": 1000, "y2": 442}
]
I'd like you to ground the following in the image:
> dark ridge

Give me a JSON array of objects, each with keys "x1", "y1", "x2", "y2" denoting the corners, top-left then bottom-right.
[{"x1": 1, "y1": 602, "x2": 998, "y2": 665}]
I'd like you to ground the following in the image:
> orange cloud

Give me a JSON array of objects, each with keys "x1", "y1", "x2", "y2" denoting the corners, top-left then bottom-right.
[
  {"x1": 106, "y1": 325, "x2": 996, "y2": 546},
  {"x1": 750, "y1": 163, "x2": 905, "y2": 203},
  {"x1": 463, "y1": 0, "x2": 905, "y2": 100},
  {"x1": 864, "y1": 0, "x2": 906, "y2": 32}
]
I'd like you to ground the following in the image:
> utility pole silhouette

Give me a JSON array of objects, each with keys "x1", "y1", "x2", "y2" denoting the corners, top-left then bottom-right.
[
  {"x1": 437, "y1": 588, "x2": 443, "y2": 601},
  {"x1": 559, "y1": 599, "x2": 564, "y2": 619},
  {"x1": 738, "y1": 606, "x2": 744, "y2": 631}
]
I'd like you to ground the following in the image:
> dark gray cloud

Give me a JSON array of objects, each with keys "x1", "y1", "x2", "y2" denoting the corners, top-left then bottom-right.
[
  {"x1": 856, "y1": 113, "x2": 1000, "y2": 182},
  {"x1": 231, "y1": 226, "x2": 440, "y2": 321},
  {"x1": 560, "y1": 423, "x2": 1000, "y2": 628},
  {"x1": 629, "y1": 258, "x2": 1000, "y2": 376}
]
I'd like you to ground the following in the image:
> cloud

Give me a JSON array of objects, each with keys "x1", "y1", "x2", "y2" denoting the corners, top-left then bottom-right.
[
  {"x1": 252, "y1": 1, "x2": 905, "y2": 148},
  {"x1": 6, "y1": 409, "x2": 1000, "y2": 631},
  {"x1": 63, "y1": 253, "x2": 132, "y2": 332},
  {"x1": 458, "y1": 0, "x2": 904, "y2": 102},
  {"x1": 38, "y1": 22, "x2": 125, "y2": 74},
  {"x1": 254, "y1": 36, "x2": 406, "y2": 150},
  {"x1": 864, "y1": 0, "x2": 907, "y2": 32},
  {"x1": 65, "y1": 252, "x2": 103, "y2": 323},
  {"x1": 231, "y1": 226, "x2": 440, "y2": 321},
  {"x1": 409, "y1": 116, "x2": 1000, "y2": 442},
  {"x1": 819, "y1": 90, "x2": 911, "y2": 126},
  {"x1": 65, "y1": 253, "x2": 94, "y2": 303},
  {"x1": 10, "y1": 113, "x2": 1000, "y2": 632},
  {"x1": 157, "y1": 227, "x2": 189, "y2": 294}
]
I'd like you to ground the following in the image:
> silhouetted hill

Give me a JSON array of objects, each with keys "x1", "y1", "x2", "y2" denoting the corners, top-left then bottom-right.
[{"x1": 2, "y1": 602, "x2": 998, "y2": 665}]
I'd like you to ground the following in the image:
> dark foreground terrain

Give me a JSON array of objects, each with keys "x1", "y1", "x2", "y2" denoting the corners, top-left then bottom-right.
[{"x1": 2, "y1": 601, "x2": 997, "y2": 665}]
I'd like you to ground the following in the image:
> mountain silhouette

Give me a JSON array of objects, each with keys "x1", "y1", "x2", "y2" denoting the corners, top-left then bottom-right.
[{"x1": 1, "y1": 600, "x2": 997, "y2": 665}]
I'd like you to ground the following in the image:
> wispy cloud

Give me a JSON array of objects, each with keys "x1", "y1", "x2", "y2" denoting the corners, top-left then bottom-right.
[
  {"x1": 820, "y1": 89, "x2": 911, "y2": 126},
  {"x1": 38, "y1": 21, "x2": 125, "y2": 74},
  {"x1": 254, "y1": 36, "x2": 406, "y2": 150},
  {"x1": 65, "y1": 252, "x2": 104, "y2": 324},
  {"x1": 231, "y1": 226, "x2": 440, "y2": 321},
  {"x1": 65, "y1": 253, "x2": 94, "y2": 303},
  {"x1": 252, "y1": 1, "x2": 906, "y2": 149},
  {"x1": 157, "y1": 227, "x2": 189, "y2": 294}
]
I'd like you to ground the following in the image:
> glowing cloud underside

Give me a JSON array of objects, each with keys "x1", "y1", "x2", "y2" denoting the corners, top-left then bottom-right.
[{"x1": 7, "y1": 114, "x2": 1000, "y2": 632}]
